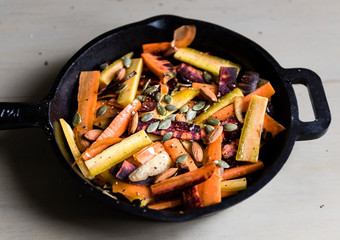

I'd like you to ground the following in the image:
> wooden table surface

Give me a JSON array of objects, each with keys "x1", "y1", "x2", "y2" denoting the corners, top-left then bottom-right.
[{"x1": 0, "y1": 1, "x2": 339, "y2": 239}]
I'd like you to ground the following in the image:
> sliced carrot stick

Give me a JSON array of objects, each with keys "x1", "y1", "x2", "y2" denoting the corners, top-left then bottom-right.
[
  {"x1": 163, "y1": 138, "x2": 197, "y2": 171},
  {"x1": 147, "y1": 198, "x2": 182, "y2": 210},
  {"x1": 263, "y1": 113, "x2": 286, "y2": 138},
  {"x1": 192, "y1": 82, "x2": 218, "y2": 95},
  {"x1": 74, "y1": 71, "x2": 100, "y2": 152},
  {"x1": 132, "y1": 142, "x2": 165, "y2": 167},
  {"x1": 222, "y1": 161, "x2": 264, "y2": 180},
  {"x1": 96, "y1": 99, "x2": 141, "y2": 142},
  {"x1": 211, "y1": 82, "x2": 275, "y2": 121},
  {"x1": 198, "y1": 135, "x2": 222, "y2": 207},
  {"x1": 150, "y1": 161, "x2": 215, "y2": 200},
  {"x1": 236, "y1": 95, "x2": 268, "y2": 162},
  {"x1": 142, "y1": 42, "x2": 172, "y2": 54},
  {"x1": 221, "y1": 191, "x2": 238, "y2": 198},
  {"x1": 82, "y1": 137, "x2": 122, "y2": 161}
]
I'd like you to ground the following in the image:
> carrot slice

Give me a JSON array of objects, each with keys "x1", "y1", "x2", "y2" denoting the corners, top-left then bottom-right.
[
  {"x1": 150, "y1": 161, "x2": 216, "y2": 200},
  {"x1": 132, "y1": 142, "x2": 165, "y2": 167},
  {"x1": 82, "y1": 137, "x2": 122, "y2": 161},
  {"x1": 172, "y1": 25, "x2": 196, "y2": 48},
  {"x1": 222, "y1": 161, "x2": 264, "y2": 180},
  {"x1": 198, "y1": 135, "x2": 222, "y2": 207},
  {"x1": 74, "y1": 71, "x2": 100, "y2": 152},
  {"x1": 263, "y1": 113, "x2": 286, "y2": 138},
  {"x1": 147, "y1": 198, "x2": 182, "y2": 210},
  {"x1": 142, "y1": 42, "x2": 172, "y2": 54},
  {"x1": 163, "y1": 138, "x2": 197, "y2": 171}
]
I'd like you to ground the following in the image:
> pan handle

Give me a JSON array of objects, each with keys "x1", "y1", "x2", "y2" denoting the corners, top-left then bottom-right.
[
  {"x1": 283, "y1": 68, "x2": 331, "y2": 141},
  {"x1": 0, "y1": 100, "x2": 49, "y2": 130}
]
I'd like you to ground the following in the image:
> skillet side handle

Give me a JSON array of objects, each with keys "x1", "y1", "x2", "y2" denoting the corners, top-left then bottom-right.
[
  {"x1": 284, "y1": 68, "x2": 331, "y2": 141},
  {"x1": 0, "y1": 101, "x2": 48, "y2": 130}
]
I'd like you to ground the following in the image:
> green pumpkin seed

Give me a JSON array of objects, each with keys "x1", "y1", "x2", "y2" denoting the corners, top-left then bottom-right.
[
  {"x1": 164, "y1": 94, "x2": 173, "y2": 104},
  {"x1": 223, "y1": 123, "x2": 238, "y2": 132},
  {"x1": 96, "y1": 105, "x2": 107, "y2": 117},
  {"x1": 179, "y1": 105, "x2": 189, "y2": 114},
  {"x1": 100, "y1": 62, "x2": 109, "y2": 70},
  {"x1": 165, "y1": 104, "x2": 177, "y2": 111},
  {"x1": 146, "y1": 121, "x2": 159, "y2": 133},
  {"x1": 141, "y1": 113, "x2": 154, "y2": 122},
  {"x1": 205, "y1": 125, "x2": 215, "y2": 133},
  {"x1": 203, "y1": 71, "x2": 213, "y2": 83},
  {"x1": 192, "y1": 101, "x2": 206, "y2": 111},
  {"x1": 142, "y1": 79, "x2": 151, "y2": 92},
  {"x1": 177, "y1": 83, "x2": 192, "y2": 87},
  {"x1": 176, "y1": 154, "x2": 188, "y2": 164},
  {"x1": 162, "y1": 132, "x2": 173, "y2": 142},
  {"x1": 144, "y1": 85, "x2": 159, "y2": 95},
  {"x1": 214, "y1": 160, "x2": 230, "y2": 169},
  {"x1": 156, "y1": 104, "x2": 167, "y2": 116},
  {"x1": 114, "y1": 84, "x2": 128, "y2": 93},
  {"x1": 165, "y1": 114, "x2": 177, "y2": 121},
  {"x1": 186, "y1": 108, "x2": 196, "y2": 121},
  {"x1": 206, "y1": 118, "x2": 220, "y2": 126},
  {"x1": 203, "y1": 104, "x2": 210, "y2": 112},
  {"x1": 155, "y1": 92, "x2": 162, "y2": 102},
  {"x1": 136, "y1": 95, "x2": 146, "y2": 102},
  {"x1": 158, "y1": 119, "x2": 172, "y2": 130},
  {"x1": 123, "y1": 56, "x2": 131, "y2": 68},
  {"x1": 164, "y1": 71, "x2": 176, "y2": 79},
  {"x1": 72, "y1": 112, "x2": 81, "y2": 127}
]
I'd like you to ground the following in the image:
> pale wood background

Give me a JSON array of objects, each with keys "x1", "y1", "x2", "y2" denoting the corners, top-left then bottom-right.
[{"x1": 0, "y1": 0, "x2": 339, "y2": 239}]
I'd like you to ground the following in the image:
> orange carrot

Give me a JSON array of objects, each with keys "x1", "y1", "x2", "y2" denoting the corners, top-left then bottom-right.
[
  {"x1": 112, "y1": 177, "x2": 152, "y2": 206},
  {"x1": 221, "y1": 191, "x2": 238, "y2": 198},
  {"x1": 192, "y1": 82, "x2": 218, "y2": 95},
  {"x1": 142, "y1": 42, "x2": 171, "y2": 54},
  {"x1": 172, "y1": 25, "x2": 196, "y2": 48},
  {"x1": 74, "y1": 71, "x2": 100, "y2": 151},
  {"x1": 151, "y1": 161, "x2": 216, "y2": 200},
  {"x1": 160, "y1": 83, "x2": 169, "y2": 95},
  {"x1": 163, "y1": 138, "x2": 197, "y2": 171},
  {"x1": 132, "y1": 142, "x2": 165, "y2": 167},
  {"x1": 263, "y1": 113, "x2": 286, "y2": 138},
  {"x1": 211, "y1": 82, "x2": 275, "y2": 121},
  {"x1": 141, "y1": 52, "x2": 176, "y2": 83},
  {"x1": 96, "y1": 99, "x2": 141, "y2": 142},
  {"x1": 82, "y1": 137, "x2": 122, "y2": 161},
  {"x1": 147, "y1": 198, "x2": 182, "y2": 210},
  {"x1": 198, "y1": 135, "x2": 222, "y2": 207},
  {"x1": 222, "y1": 161, "x2": 264, "y2": 180}
]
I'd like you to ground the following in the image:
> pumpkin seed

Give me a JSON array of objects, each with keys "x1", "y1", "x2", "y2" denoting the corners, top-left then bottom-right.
[
  {"x1": 223, "y1": 123, "x2": 238, "y2": 132},
  {"x1": 203, "y1": 104, "x2": 210, "y2": 112},
  {"x1": 156, "y1": 104, "x2": 166, "y2": 116},
  {"x1": 206, "y1": 118, "x2": 220, "y2": 126},
  {"x1": 146, "y1": 121, "x2": 159, "y2": 133},
  {"x1": 164, "y1": 94, "x2": 173, "y2": 104},
  {"x1": 177, "y1": 83, "x2": 192, "y2": 87},
  {"x1": 165, "y1": 104, "x2": 177, "y2": 111},
  {"x1": 114, "y1": 84, "x2": 128, "y2": 93},
  {"x1": 141, "y1": 113, "x2": 154, "y2": 122},
  {"x1": 123, "y1": 56, "x2": 131, "y2": 68},
  {"x1": 203, "y1": 71, "x2": 213, "y2": 83},
  {"x1": 136, "y1": 95, "x2": 146, "y2": 102},
  {"x1": 158, "y1": 119, "x2": 171, "y2": 130},
  {"x1": 164, "y1": 71, "x2": 176, "y2": 79},
  {"x1": 96, "y1": 105, "x2": 107, "y2": 117},
  {"x1": 162, "y1": 132, "x2": 173, "y2": 142},
  {"x1": 176, "y1": 154, "x2": 188, "y2": 164},
  {"x1": 192, "y1": 101, "x2": 206, "y2": 111},
  {"x1": 155, "y1": 92, "x2": 162, "y2": 102},
  {"x1": 99, "y1": 62, "x2": 109, "y2": 70},
  {"x1": 186, "y1": 108, "x2": 196, "y2": 121},
  {"x1": 142, "y1": 79, "x2": 151, "y2": 92},
  {"x1": 214, "y1": 160, "x2": 230, "y2": 169},
  {"x1": 165, "y1": 114, "x2": 177, "y2": 121},
  {"x1": 204, "y1": 125, "x2": 215, "y2": 133},
  {"x1": 72, "y1": 112, "x2": 81, "y2": 127},
  {"x1": 179, "y1": 105, "x2": 189, "y2": 113},
  {"x1": 144, "y1": 85, "x2": 159, "y2": 95}
]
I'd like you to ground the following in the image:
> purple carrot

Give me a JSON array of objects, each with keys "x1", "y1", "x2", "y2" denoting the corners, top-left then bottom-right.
[
  {"x1": 177, "y1": 63, "x2": 205, "y2": 83},
  {"x1": 218, "y1": 67, "x2": 237, "y2": 96},
  {"x1": 238, "y1": 71, "x2": 259, "y2": 95}
]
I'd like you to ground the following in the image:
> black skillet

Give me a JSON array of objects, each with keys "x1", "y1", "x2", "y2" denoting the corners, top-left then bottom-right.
[{"x1": 0, "y1": 15, "x2": 331, "y2": 221}]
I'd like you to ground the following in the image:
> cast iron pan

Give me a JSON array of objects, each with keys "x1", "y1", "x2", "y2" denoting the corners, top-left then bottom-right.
[{"x1": 0, "y1": 15, "x2": 331, "y2": 221}]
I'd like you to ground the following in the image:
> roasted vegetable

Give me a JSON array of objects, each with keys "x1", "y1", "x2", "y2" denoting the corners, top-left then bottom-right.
[
  {"x1": 218, "y1": 67, "x2": 237, "y2": 96},
  {"x1": 237, "y1": 71, "x2": 259, "y2": 95},
  {"x1": 177, "y1": 63, "x2": 205, "y2": 83}
]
